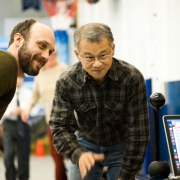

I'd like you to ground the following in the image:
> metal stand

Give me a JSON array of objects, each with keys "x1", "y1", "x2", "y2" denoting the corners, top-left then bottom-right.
[
  {"x1": 149, "y1": 92, "x2": 165, "y2": 161},
  {"x1": 136, "y1": 92, "x2": 170, "y2": 180}
]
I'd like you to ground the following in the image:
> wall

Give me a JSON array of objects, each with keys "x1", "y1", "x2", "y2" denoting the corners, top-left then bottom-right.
[
  {"x1": 1, "y1": 0, "x2": 180, "y2": 93},
  {"x1": 77, "y1": 0, "x2": 180, "y2": 95},
  {"x1": 0, "y1": 0, "x2": 49, "y2": 35}
]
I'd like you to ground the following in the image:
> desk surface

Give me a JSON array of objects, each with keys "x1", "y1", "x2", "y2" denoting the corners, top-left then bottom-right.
[
  {"x1": 135, "y1": 174, "x2": 180, "y2": 180},
  {"x1": 135, "y1": 174, "x2": 169, "y2": 180}
]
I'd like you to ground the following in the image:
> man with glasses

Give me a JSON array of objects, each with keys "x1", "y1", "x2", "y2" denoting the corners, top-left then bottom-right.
[{"x1": 49, "y1": 23, "x2": 149, "y2": 180}]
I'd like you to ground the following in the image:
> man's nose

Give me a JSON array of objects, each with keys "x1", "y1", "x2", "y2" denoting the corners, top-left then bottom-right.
[
  {"x1": 93, "y1": 58, "x2": 102, "y2": 66},
  {"x1": 41, "y1": 50, "x2": 50, "y2": 62}
]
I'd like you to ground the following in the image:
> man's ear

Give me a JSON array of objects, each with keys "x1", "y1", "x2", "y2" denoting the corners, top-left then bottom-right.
[
  {"x1": 14, "y1": 33, "x2": 24, "y2": 47},
  {"x1": 74, "y1": 49, "x2": 81, "y2": 62},
  {"x1": 112, "y1": 43, "x2": 115, "y2": 56}
]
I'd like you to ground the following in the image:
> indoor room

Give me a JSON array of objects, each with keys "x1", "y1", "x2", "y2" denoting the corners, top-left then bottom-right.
[{"x1": 0, "y1": 0, "x2": 180, "y2": 180}]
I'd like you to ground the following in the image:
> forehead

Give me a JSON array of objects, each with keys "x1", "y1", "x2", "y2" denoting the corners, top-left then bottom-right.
[
  {"x1": 79, "y1": 38, "x2": 111, "y2": 53},
  {"x1": 29, "y1": 23, "x2": 55, "y2": 49}
]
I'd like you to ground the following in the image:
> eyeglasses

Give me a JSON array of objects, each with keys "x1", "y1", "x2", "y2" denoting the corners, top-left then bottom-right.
[{"x1": 79, "y1": 49, "x2": 112, "y2": 63}]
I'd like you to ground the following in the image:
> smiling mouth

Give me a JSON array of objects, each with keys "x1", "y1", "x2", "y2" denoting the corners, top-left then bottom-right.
[
  {"x1": 34, "y1": 57, "x2": 46, "y2": 67},
  {"x1": 35, "y1": 60, "x2": 43, "y2": 67},
  {"x1": 94, "y1": 69, "x2": 103, "y2": 72}
]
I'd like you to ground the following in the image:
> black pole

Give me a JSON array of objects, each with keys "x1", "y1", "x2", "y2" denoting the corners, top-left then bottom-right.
[
  {"x1": 155, "y1": 109, "x2": 160, "y2": 161},
  {"x1": 150, "y1": 93, "x2": 165, "y2": 161}
]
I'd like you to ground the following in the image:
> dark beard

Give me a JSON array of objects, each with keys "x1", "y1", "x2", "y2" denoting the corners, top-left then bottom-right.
[{"x1": 18, "y1": 43, "x2": 43, "y2": 76}]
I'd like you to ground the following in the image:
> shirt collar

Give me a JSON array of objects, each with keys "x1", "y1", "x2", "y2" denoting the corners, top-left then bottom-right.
[
  {"x1": 106, "y1": 58, "x2": 119, "y2": 81},
  {"x1": 81, "y1": 68, "x2": 89, "y2": 83}
]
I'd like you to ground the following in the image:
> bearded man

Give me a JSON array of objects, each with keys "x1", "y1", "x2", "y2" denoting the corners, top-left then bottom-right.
[{"x1": 0, "y1": 19, "x2": 55, "y2": 119}]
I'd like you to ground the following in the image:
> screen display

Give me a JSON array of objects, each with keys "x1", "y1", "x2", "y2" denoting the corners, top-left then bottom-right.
[{"x1": 164, "y1": 117, "x2": 180, "y2": 176}]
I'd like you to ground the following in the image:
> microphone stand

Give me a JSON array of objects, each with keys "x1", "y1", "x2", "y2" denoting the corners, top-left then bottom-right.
[{"x1": 149, "y1": 92, "x2": 165, "y2": 161}]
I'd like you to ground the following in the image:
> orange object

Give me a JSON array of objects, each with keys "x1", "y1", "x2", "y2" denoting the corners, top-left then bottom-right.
[{"x1": 35, "y1": 139, "x2": 45, "y2": 157}]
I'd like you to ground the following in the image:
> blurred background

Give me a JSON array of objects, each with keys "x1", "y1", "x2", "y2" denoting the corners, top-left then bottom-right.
[{"x1": 0, "y1": 0, "x2": 180, "y2": 178}]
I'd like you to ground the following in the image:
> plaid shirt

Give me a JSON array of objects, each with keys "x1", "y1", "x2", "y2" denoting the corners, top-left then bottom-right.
[{"x1": 49, "y1": 58, "x2": 149, "y2": 180}]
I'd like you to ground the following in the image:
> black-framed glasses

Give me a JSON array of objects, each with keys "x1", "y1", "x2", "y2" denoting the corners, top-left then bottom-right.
[{"x1": 79, "y1": 49, "x2": 112, "y2": 63}]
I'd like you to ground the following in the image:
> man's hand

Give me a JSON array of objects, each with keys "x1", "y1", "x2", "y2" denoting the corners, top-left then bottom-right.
[
  {"x1": 21, "y1": 109, "x2": 30, "y2": 123},
  {"x1": 79, "y1": 152, "x2": 104, "y2": 179}
]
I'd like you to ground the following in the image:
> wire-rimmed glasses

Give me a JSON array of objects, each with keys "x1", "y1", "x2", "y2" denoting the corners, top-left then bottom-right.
[{"x1": 79, "y1": 49, "x2": 112, "y2": 63}]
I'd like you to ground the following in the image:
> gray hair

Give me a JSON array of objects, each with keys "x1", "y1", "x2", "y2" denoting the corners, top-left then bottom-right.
[{"x1": 73, "y1": 23, "x2": 114, "y2": 50}]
